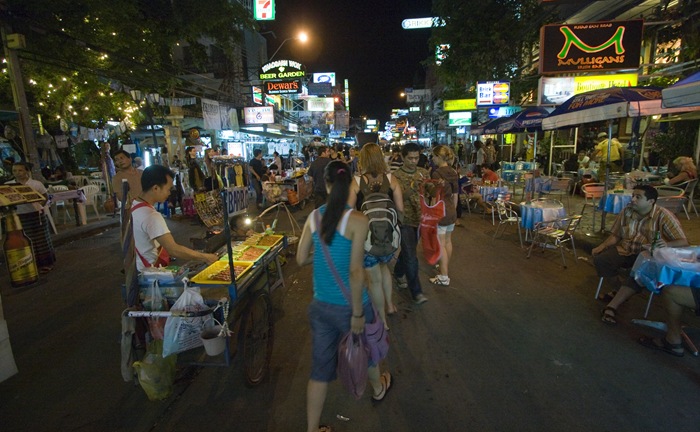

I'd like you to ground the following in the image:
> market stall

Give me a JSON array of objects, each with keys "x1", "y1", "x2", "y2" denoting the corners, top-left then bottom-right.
[{"x1": 263, "y1": 169, "x2": 312, "y2": 208}]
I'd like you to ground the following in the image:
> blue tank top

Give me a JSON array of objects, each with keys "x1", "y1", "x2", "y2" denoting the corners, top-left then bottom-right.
[{"x1": 311, "y1": 206, "x2": 370, "y2": 306}]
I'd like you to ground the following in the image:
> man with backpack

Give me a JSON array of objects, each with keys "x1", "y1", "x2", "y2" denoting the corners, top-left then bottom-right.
[
  {"x1": 348, "y1": 143, "x2": 404, "y2": 326},
  {"x1": 393, "y1": 142, "x2": 429, "y2": 304}
]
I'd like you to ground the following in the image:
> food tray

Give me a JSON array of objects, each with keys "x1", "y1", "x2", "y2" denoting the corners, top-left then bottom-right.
[
  {"x1": 256, "y1": 234, "x2": 284, "y2": 247},
  {"x1": 237, "y1": 245, "x2": 269, "y2": 262},
  {"x1": 219, "y1": 245, "x2": 249, "y2": 262},
  {"x1": 190, "y1": 261, "x2": 254, "y2": 285}
]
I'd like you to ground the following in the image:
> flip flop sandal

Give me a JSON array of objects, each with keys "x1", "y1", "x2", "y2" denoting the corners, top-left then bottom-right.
[
  {"x1": 638, "y1": 336, "x2": 684, "y2": 357},
  {"x1": 601, "y1": 306, "x2": 617, "y2": 326},
  {"x1": 372, "y1": 371, "x2": 393, "y2": 402}
]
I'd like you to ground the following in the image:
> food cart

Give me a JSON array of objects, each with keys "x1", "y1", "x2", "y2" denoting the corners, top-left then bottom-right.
[
  {"x1": 122, "y1": 165, "x2": 286, "y2": 388},
  {"x1": 263, "y1": 170, "x2": 313, "y2": 209}
]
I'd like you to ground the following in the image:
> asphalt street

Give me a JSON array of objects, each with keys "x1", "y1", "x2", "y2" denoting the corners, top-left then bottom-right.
[{"x1": 2, "y1": 198, "x2": 700, "y2": 432}]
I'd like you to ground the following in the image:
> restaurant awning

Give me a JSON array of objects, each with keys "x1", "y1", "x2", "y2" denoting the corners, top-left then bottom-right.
[{"x1": 662, "y1": 70, "x2": 700, "y2": 108}]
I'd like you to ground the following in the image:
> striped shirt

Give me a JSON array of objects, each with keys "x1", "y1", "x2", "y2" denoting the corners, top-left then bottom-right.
[{"x1": 611, "y1": 204, "x2": 686, "y2": 256}]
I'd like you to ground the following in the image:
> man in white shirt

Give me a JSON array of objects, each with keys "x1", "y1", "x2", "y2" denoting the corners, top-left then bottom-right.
[{"x1": 132, "y1": 165, "x2": 218, "y2": 271}]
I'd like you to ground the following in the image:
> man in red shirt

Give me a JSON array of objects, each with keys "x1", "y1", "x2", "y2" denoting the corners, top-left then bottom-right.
[{"x1": 480, "y1": 164, "x2": 499, "y2": 183}]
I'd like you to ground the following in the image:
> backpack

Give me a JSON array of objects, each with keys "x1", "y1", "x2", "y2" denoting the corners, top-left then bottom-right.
[{"x1": 357, "y1": 175, "x2": 401, "y2": 257}]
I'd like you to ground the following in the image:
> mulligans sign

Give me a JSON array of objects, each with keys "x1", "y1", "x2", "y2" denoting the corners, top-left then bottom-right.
[
  {"x1": 259, "y1": 59, "x2": 306, "y2": 80},
  {"x1": 539, "y1": 20, "x2": 643, "y2": 74}
]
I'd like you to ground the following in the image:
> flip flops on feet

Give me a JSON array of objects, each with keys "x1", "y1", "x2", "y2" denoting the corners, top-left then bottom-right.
[
  {"x1": 638, "y1": 336, "x2": 684, "y2": 357},
  {"x1": 372, "y1": 371, "x2": 392, "y2": 402},
  {"x1": 601, "y1": 306, "x2": 617, "y2": 325}
]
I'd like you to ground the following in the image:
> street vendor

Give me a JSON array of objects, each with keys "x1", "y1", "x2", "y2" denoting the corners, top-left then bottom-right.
[{"x1": 132, "y1": 165, "x2": 218, "y2": 271}]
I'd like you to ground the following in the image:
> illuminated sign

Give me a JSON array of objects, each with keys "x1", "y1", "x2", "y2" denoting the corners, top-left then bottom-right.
[
  {"x1": 409, "y1": 106, "x2": 420, "y2": 112},
  {"x1": 313, "y1": 72, "x2": 336, "y2": 86},
  {"x1": 539, "y1": 20, "x2": 643, "y2": 74},
  {"x1": 406, "y1": 89, "x2": 431, "y2": 103},
  {"x1": 448, "y1": 112, "x2": 472, "y2": 126},
  {"x1": 488, "y1": 106, "x2": 521, "y2": 118},
  {"x1": 401, "y1": 17, "x2": 446, "y2": 29},
  {"x1": 259, "y1": 59, "x2": 305, "y2": 80},
  {"x1": 254, "y1": 0, "x2": 275, "y2": 21},
  {"x1": 243, "y1": 106, "x2": 274, "y2": 124},
  {"x1": 435, "y1": 44, "x2": 450, "y2": 65},
  {"x1": 288, "y1": 123, "x2": 298, "y2": 132},
  {"x1": 264, "y1": 79, "x2": 302, "y2": 95},
  {"x1": 538, "y1": 73, "x2": 638, "y2": 105},
  {"x1": 251, "y1": 86, "x2": 263, "y2": 105},
  {"x1": 444, "y1": 99, "x2": 477, "y2": 111},
  {"x1": 477, "y1": 81, "x2": 510, "y2": 106},
  {"x1": 366, "y1": 119, "x2": 377, "y2": 126},
  {"x1": 307, "y1": 97, "x2": 334, "y2": 112}
]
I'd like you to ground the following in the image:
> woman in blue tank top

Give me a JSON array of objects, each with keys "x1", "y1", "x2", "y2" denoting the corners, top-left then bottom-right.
[{"x1": 297, "y1": 160, "x2": 393, "y2": 432}]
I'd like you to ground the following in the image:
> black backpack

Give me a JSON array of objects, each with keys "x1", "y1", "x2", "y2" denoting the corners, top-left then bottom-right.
[{"x1": 357, "y1": 175, "x2": 401, "y2": 257}]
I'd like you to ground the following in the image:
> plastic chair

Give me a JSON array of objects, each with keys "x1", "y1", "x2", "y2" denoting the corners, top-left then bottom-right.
[
  {"x1": 48, "y1": 184, "x2": 72, "y2": 224},
  {"x1": 580, "y1": 183, "x2": 605, "y2": 231},
  {"x1": 493, "y1": 200, "x2": 523, "y2": 248},
  {"x1": 655, "y1": 196, "x2": 687, "y2": 218},
  {"x1": 88, "y1": 179, "x2": 107, "y2": 205},
  {"x1": 654, "y1": 185, "x2": 684, "y2": 198},
  {"x1": 526, "y1": 214, "x2": 582, "y2": 268},
  {"x1": 79, "y1": 185, "x2": 102, "y2": 220},
  {"x1": 72, "y1": 175, "x2": 88, "y2": 187},
  {"x1": 676, "y1": 178, "x2": 698, "y2": 218}
]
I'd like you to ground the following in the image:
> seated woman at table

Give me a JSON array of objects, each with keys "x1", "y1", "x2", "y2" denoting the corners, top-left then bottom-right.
[
  {"x1": 664, "y1": 156, "x2": 697, "y2": 186},
  {"x1": 592, "y1": 185, "x2": 688, "y2": 325}
]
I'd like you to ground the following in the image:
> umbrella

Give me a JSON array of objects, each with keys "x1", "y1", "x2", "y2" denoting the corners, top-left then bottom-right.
[
  {"x1": 497, "y1": 107, "x2": 553, "y2": 134},
  {"x1": 662, "y1": 70, "x2": 700, "y2": 108}
]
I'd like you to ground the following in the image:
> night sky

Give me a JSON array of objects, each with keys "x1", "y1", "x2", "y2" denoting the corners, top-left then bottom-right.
[{"x1": 263, "y1": 0, "x2": 434, "y2": 124}]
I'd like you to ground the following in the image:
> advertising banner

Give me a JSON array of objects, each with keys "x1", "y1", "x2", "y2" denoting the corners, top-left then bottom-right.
[
  {"x1": 307, "y1": 82, "x2": 332, "y2": 96},
  {"x1": 313, "y1": 72, "x2": 336, "y2": 86},
  {"x1": 202, "y1": 98, "x2": 221, "y2": 130},
  {"x1": 538, "y1": 73, "x2": 638, "y2": 105},
  {"x1": 448, "y1": 111, "x2": 472, "y2": 126},
  {"x1": 444, "y1": 99, "x2": 476, "y2": 111},
  {"x1": 477, "y1": 82, "x2": 510, "y2": 106},
  {"x1": 539, "y1": 20, "x2": 643, "y2": 74},
  {"x1": 259, "y1": 59, "x2": 305, "y2": 80},
  {"x1": 307, "y1": 97, "x2": 334, "y2": 112},
  {"x1": 406, "y1": 89, "x2": 431, "y2": 103},
  {"x1": 298, "y1": 111, "x2": 333, "y2": 134},
  {"x1": 264, "y1": 80, "x2": 301, "y2": 95},
  {"x1": 243, "y1": 106, "x2": 274, "y2": 125}
]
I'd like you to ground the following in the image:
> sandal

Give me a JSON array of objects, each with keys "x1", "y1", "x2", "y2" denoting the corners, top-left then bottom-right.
[
  {"x1": 638, "y1": 336, "x2": 684, "y2": 357},
  {"x1": 601, "y1": 306, "x2": 617, "y2": 325},
  {"x1": 372, "y1": 371, "x2": 392, "y2": 402}
]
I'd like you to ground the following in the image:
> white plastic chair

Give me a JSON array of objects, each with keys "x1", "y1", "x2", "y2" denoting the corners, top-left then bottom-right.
[
  {"x1": 79, "y1": 185, "x2": 101, "y2": 220},
  {"x1": 48, "y1": 185, "x2": 72, "y2": 224},
  {"x1": 677, "y1": 178, "x2": 698, "y2": 217},
  {"x1": 72, "y1": 175, "x2": 88, "y2": 187},
  {"x1": 88, "y1": 179, "x2": 107, "y2": 204}
]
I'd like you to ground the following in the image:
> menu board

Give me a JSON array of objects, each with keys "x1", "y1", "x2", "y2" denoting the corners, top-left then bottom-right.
[
  {"x1": 477, "y1": 81, "x2": 510, "y2": 106},
  {"x1": 0, "y1": 185, "x2": 45, "y2": 207}
]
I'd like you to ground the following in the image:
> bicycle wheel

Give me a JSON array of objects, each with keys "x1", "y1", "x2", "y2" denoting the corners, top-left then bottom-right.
[{"x1": 240, "y1": 290, "x2": 274, "y2": 386}]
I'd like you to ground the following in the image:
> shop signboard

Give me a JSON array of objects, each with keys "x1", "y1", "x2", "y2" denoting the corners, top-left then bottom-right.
[
  {"x1": 539, "y1": 20, "x2": 643, "y2": 74},
  {"x1": 224, "y1": 186, "x2": 248, "y2": 217},
  {"x1": 538, "y1": 73, "x2": 638, "y2": 105},
  {"x1": 254, "y1": 0, "x2": 275, "y2": 20},
  {"x1": 313, "y1": 72, "x2": 336, "y2": 86},
  {"x1": 401, "y1": 17, "x2": 445, "y2": 29},
  {"x1": 243, "y1": 106, "x2": 274, "y2": 125},
  {"x1": 264, "y1": 79, "x2": 302, "y2": 95},
  {"x1": 251, "y1": 86, "x2": 263, "y2": 105},
  {"x1": 444, "y1": 99, "x2": 477, "y2": 111},
  {"x1": 406, "y1": 89, "x2": 431, "y2": 103},
  {"x1": 307, "y1": 97, "x2": 334, "y2": 112},
  {"x1": 488, "y1": 106, "x2": 521, "y2": 118},
  {"x1": 448, "y1": 111, "x2": 472, "y2": 126},
  {"x1": 307, "y1": 82, "x2": 332, "y2": 96},
  {"x1": 477, "y1": 81, "x2": 510, "y2": 106},
  {"x1": 259, "y1": 59, "x2": 305, "y2": 80}
]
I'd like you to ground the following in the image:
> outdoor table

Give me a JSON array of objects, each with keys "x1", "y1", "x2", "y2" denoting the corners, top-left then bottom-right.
[
  {"x1": 525, "y1": 176, "x2": 553, "y2": 194},
  {"x1": 599, "y1": 190, "x2": 633, "y2": 214},
  {"x1": 520, "y1": 200, "x2": 566, "y2": 230},
  {"x1": 479, "y1": 185, "x2": 509, "y2": 202},
  {"x1": 47, "y1": 189, "x2": 86, "y2": 226}
]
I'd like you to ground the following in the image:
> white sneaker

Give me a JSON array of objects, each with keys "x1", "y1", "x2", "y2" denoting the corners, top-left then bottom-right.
[
  {"x1": 430, "y1": 276, "x2": 450, "y2": 286},
  {"x1": 395, "y1": 276, "x2": 408, "y2": 289},
  {"x1": 414, "y1": 294, "x2": 428, "y2": 304}
]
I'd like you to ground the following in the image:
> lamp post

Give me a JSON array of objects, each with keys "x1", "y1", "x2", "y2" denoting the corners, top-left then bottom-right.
[
  {"x1": 268, "y1": 31, "x2": 308, "y2": 62},
  {"x1": 129, "y1": 90, "x2": 161, "y2": 163}
]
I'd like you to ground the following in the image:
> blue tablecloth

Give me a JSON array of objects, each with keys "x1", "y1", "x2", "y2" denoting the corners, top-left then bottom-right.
[
  {"x1": 598, "y1": 191, "x2": 632, "y2": 214},
  {"x1": 632, "y1": 248, "x2": 700, "y2": 294},
  {"x1": 479, "y1": 186, "x2": 509, "y2": 202},
  {"x1": 525, "y1": 177, "x2": 553, "y2": 193},
  {"x1": 520, "y1": 201, "x2": 566, "y2": 230}
]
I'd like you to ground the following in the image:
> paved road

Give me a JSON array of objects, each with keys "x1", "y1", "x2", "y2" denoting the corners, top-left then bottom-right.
[{"x1": 2, "y1": 204, "x2": 700, "y2": 432}]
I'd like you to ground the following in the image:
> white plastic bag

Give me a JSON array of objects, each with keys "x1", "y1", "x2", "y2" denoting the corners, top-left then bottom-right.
[
  {"x1": 144, "y1": 280, "x2": 168, "y2": 340},
  {"x1": 162, "y1": 286, "x2": 208, "y2": 357}
]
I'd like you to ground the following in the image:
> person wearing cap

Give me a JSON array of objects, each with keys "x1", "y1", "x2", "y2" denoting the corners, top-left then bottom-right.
[{"x1": 594, "y1": 132, "x2": 623, "y2": 182}]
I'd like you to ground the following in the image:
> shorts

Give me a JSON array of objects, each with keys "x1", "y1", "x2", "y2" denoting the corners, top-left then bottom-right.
[
  {"x1": 437, "y1": 224, "x2": 455, "y2": 234},
  {"x1": 364, "y1": 252, "x2": 394, "y2": 268},
  {"x1": 308, "y1": 299, "x2": 375, "y2": 382},
  {"x1": 593, "y1": 248, "x2": 642, "y2": 292}
]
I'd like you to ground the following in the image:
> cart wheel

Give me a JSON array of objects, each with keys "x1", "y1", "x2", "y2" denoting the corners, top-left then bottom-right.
[{"x1": 240, "y1": 290, "x2": 274, "y2": 387}]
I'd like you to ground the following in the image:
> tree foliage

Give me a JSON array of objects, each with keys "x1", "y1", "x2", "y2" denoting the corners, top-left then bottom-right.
[
  {"x1": 1, "y1": 0, "x2": 255, "y2": 131},
  {"x1": 429, "y1": 0, "x2": 551, "y2": 101}
]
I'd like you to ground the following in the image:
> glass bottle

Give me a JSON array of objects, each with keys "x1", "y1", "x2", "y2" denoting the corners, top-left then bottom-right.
[{"x1": 3, "y1": 210, "x2": 39, "y2": 287}]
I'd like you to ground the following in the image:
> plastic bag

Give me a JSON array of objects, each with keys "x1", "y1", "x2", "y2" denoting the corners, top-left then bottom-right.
[
  {"x1": 337, "y1": 332, "x2": 369, "y2": 400},
  {"x1": 144, "y1": 280, "x2": 168, "y2": 340},
  {"x1": 133, "y1": 339, "x2": 177, "y2": 401},
  {"x1": 162, "y1": 286, "x2": 209, "y2": 357},
  {"x1": 363, "y1": 306, "x2": 389, "y2": 364}
]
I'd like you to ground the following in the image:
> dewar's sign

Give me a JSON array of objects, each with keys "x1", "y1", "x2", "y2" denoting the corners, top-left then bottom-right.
[{"x1": 539, "y1": 20, "x2": 643, "y2": 74}]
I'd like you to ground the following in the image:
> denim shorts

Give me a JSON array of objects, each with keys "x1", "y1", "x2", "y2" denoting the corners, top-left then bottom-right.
[
  {"x1": 438, "y1": 223, "x2": 455, "y2": 234},
  {"x1": 363, "y1": 252, "x2": 394, "y2": 268},
  {"x1": 308, "y1": 299, "x2": 375, "y2": 382}
]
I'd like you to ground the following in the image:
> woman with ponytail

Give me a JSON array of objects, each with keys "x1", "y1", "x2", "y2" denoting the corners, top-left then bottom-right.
[{"x1": 297, "y1": 160, "x2": 393, "y2": 432}]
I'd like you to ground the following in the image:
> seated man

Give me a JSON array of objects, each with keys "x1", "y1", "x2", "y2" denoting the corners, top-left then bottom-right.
[
  {"x1": 593, "y1": 185, "x2": 688, "y2": 325},
  {"x1": 132, "y1": 165, "x2": 218, "y2": 271},
  {"x1": 480, "y1": 164, "x2": 499, "y2": 183},
  {"x1": 638, "y1": 284, "x2": 699, "y2": 357}
]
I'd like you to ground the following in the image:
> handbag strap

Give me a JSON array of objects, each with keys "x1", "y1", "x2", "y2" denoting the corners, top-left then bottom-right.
[{"x1": 314, "y1": 210, "x2": 352, "y2": 304}]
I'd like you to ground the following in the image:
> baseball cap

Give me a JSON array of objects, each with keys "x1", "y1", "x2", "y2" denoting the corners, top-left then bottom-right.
[{"x1": 597, "y1": 132, "x2": 608, "y2": 139}]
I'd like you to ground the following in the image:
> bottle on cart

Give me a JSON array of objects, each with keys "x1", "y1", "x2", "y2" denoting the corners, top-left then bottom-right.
[{"x1": 3, "y1": 210, "x2": 39, "y2": 287}]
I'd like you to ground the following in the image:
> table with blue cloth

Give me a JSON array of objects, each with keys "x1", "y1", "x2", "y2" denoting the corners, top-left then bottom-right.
[
  {"x1": 598, "y1": 190, "x2": 633, "y2": 214},
  {"x1": 525, "y1": 176, "x2": 553, "y2": 194},
  {"x1": 632, "y1": 248, "x2": 700, "y2": 294},
  {"x1": 520, "y1": 200, "x2": 566, "y2": 230},
  {"x1": 479, "y1": 186, "x2": 509, "y2": 202}
]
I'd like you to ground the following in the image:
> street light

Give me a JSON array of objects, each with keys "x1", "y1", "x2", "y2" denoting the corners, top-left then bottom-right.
[{"x1": 268, "y1": 31, "x2": 309, "y2": 62}]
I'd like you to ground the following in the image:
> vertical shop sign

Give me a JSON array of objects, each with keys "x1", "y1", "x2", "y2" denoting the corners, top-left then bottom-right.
[{"x1": 254, "y1": 0, "x2": 275, "y2": 20}]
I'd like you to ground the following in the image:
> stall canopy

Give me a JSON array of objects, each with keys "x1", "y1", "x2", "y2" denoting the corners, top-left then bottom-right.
[
  {"x1": 497, "y1": 107, "x2": 553, "y2": 133},
  {"x1": 662, "y1": 70, "x2": 700, "y2": 108},
  {"x1": 472, "y1": 116, "x2": 511, "y2": 135}
]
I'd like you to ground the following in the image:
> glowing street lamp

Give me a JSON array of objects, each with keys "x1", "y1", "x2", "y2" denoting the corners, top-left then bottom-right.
[{"x1": 268, "y1": 31, "x2": 309, "y2": 61}]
